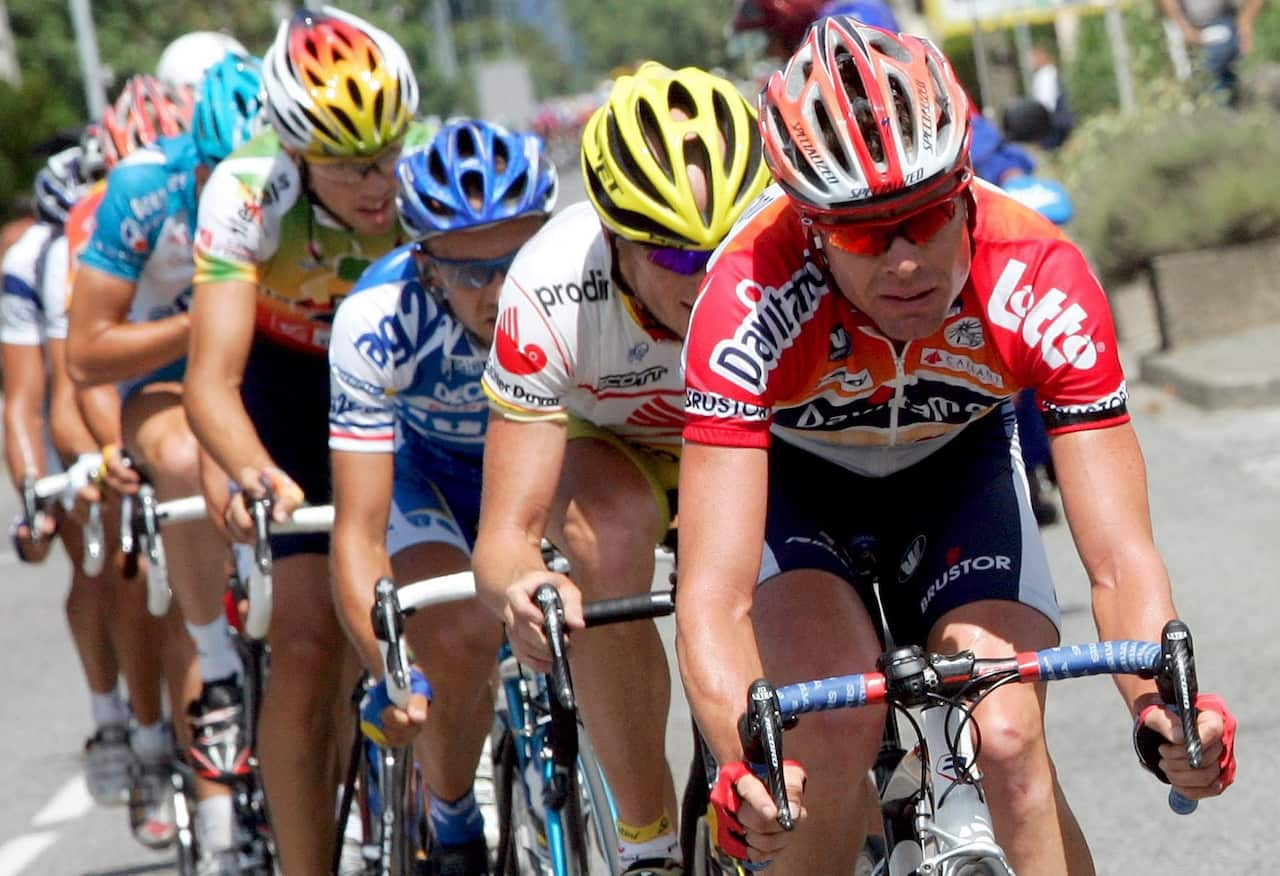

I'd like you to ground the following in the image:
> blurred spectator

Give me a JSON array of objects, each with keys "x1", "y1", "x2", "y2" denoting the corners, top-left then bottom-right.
[
  {"x1": 1029, "y1": 43, "x2": 1073, "y2": 149},
  {"x1": 1158, "y1": 0, "x2": 1265, "y2": 106}
]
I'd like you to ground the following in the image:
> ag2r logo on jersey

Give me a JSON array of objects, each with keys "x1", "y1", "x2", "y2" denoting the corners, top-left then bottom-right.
[
  {"x1": 986, "y1": 259, "x2": 1098, "y2": 370},
  {"x1": 708, "y1": 263, "x2": 827, "y2": 395}
]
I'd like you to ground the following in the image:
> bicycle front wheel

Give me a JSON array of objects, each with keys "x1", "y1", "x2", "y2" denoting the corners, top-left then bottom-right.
[{"x1": 561, "y1": 729, "x2": 620, "y2": 875}]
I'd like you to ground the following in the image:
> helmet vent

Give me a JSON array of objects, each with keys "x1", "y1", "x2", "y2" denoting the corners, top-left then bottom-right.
[
  {"x1": 888, "y1": 75, "x2": 915, "y2": 160},
  {"x1": 711, "y1": 90, "x2": 736, "y2": 173},
  {"x1": 329, "y1": 105, "x2": 360, "y2": 140},
  {"x1": 683, "y1": 136, "x2": 713, "y2": 224},
  {"x1": 610, "y1": 109, "x2": 665, "y2": 203},
  {"x1": 428, "y1": 147, "x2": 448, "y2": 184},
  {"x1": 635, "y1": 99, "x2": 674, "y2": 185},
  {"x1": 346, "y1": 77, "x2": 364, "y2": 110},
  {"x1": 926, "y1": 54, "x2": 953, "y2": 149},
  {"x1": 769, "y1": 103, "x2": 825, "y2": 192},
  {"x1": 492, "y1": 136, "x2": 510, "y2": 173},
  {"x1": 811, "y1": 97, "x2": 850, "y2": 176}
]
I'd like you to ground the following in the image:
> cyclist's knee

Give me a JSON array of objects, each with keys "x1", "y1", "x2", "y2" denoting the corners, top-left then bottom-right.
[
  {"x1": 558, "y1": 507, "x2": 659, "y2": 592},
  {"x1": 136, "y1": 427, "x2": 201, "y2": 489},
  {"x1": 973, "y1": 699, "x2": 1054, "y2": 798}
]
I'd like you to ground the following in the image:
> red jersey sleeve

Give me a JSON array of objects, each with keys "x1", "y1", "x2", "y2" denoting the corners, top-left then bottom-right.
[
  {"x1": 979, "y1": 238, "x2": 1129, "y2": 434},
  {"x1": 683, "y1": 194, "x2": 826, "y2": 448}
]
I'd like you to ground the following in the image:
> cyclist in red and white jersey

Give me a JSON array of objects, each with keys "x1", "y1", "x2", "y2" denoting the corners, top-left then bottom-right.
[
  {"x1": 678, "y1": 19, "x2": 1236, "y2": 874},
  {"x1": 473, "y1": 61, "x2": 771, "y2": 875}
]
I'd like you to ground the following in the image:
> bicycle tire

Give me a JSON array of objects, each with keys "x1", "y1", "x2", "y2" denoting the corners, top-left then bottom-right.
[
  {"x1": 172, "y1": 770, "x2": 198, "y2": 876},
  {"x1": 493, "y1": 728, "x2": 552, "y2": 876},
  {"x1": 562, "y1": 730, "x2": 620, "y2": 875}
]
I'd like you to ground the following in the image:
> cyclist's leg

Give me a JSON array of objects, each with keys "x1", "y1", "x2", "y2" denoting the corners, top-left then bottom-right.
[
  {"x1": 122, "y1": 382, "x2": 237, "y2": 852},
  {"x1": 545, "y1": 432, "x2": 678, "y2": 861},
  {"x1": 59, "y1": 515, "x2": 139, "y2": 804},
  {"x1": 389, "y1": 472, "x2": 501, "y2": 858},
  {"x1": 751, "y1": 569, "x2": 886, "y2": 874},
  {"x1": 895, "y1": 405, "x2": 1089, "y2": 875},
  {"x1": 928, "y1": 601, "x2": 1090, "y2": 875},
  {"x1": 258, "y1": 548, "x2": 353, "y2": 874},
  {"x1": 122, "y1": 383, "x2": 240, "y2": 672}
]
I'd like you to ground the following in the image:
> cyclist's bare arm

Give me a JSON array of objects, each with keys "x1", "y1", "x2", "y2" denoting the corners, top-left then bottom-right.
[
  {"x1": 47, "y1": 339, "x2": 101, "y2": 459},
  {"x1": 472, "y1": 411, "x2": 576, "y2": 667},
  {"x1": 74, "y1": 382, "x2": 136, "y2": 494},
  {"x1": 675, "y1": 440, "x2": 771, "y2": 765},
  {"x1": 65, "y1": 265, "x2": 189, "y2": 385},
  {"x1": 331, "y1": 448, "x2": 396, "y2": 676},
  {"x1": 1051, "y1": 422, "x2": 1178, "y2": 710},
  {"x1": 184, "y1": 278, "x2": 278, "y2": 501},
  {"x1": 2, "y1": 341, "x2": 49, "y2": 490}
]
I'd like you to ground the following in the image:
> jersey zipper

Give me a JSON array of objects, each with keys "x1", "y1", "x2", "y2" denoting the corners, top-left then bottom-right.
[{"x1": 888, "y1": 340, "x2": 911, "y2": 447}]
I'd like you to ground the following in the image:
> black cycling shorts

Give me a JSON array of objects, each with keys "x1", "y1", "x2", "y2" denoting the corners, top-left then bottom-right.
[
  {"x1": 759, "y1": 404, "x2": 1059, "y2": 647},
  {"x1": 241, "y1": 339, "x2": 331, "y2": 558}
]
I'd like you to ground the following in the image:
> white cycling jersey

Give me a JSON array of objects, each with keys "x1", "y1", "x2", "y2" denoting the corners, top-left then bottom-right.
[
  {"x1": 481, "y1": 201, "x2": 685, "y2": 453},
  {"x1": 2, "y1": 222, "x2": 68, "y2": 345}
]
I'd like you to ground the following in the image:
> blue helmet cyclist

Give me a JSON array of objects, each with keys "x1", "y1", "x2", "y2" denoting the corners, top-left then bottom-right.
[{"x1": 327, "y1": 118, "x2": 556, "y2": 872}]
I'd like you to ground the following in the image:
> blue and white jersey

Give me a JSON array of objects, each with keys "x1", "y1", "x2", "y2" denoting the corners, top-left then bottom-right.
[
  {"x1": 2, "y1": 222, "x2": 68, "y2": 345},
  {"x1": 328, "y1": 244, "x2": 489, "y2": 463},
  {"x1": 78, "y1": 134, "x2": 201, "y2": 325}
]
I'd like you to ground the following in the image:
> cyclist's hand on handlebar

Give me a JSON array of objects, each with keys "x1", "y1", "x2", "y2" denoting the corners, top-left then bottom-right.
[
  {"x1": 100, "y1": 445, "x2": 139, "y2": 496},
  {"x1": 222, "y1": 466, "x2": 305, "y2": 542},
  {"x1": 1136, "y1": 693, "x2": 1237, "y2": 799},
  {"x1": 360, "y1": 670, "x2": 433, "y2": 748},
  {"x1": 709, "y1": 760, "x2": 807, "y2": 868},
  {"x1": 502, "y1": 570, "x2": 583, "y2": 674},
  {"x1": 10, "y1": 513, "x2": 56, "y2": 563}
]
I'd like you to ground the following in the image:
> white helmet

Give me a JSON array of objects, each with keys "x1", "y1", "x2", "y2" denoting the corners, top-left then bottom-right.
[{"x1": 157, "y1": 31, "x2": 249, "y2": 90}]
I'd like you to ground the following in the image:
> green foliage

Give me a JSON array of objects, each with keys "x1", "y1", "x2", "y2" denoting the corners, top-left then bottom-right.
[
  {"x1": 1053, "y1": 97, "x2": 1280, "y2": 285},
  {"x1": 0, "y1": 72, "x2": 81, "y2": 215},
  {"x1": 562, "y1": 0, "x2": 736, "y2": 75}
]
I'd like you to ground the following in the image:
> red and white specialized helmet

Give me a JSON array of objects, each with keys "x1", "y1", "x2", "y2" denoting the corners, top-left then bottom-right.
[
  {"x1": 100, "y1": 74, "x2": 194, "y2": 169},
  {"x1": 760, "y1": 16, "x2": 972, "y2": 220}
]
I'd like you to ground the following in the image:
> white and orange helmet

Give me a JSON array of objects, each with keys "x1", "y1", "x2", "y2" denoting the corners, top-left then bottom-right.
[{"x1": 759, "y1": 16, "x2": 972, "y2": 220}]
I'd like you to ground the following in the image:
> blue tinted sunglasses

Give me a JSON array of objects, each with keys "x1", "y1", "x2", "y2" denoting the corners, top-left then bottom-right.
[{"x1": 418, "y1": 247, "x2": 519, "y2": 290}]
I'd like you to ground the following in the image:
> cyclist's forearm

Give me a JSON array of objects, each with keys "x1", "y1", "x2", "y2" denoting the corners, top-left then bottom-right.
[
  {"x1": 678, "y1": 584, "x2": 764, "y2": 765},
  {"x1": 1089, "y1": 552, "x2": 1176, "y2": 713},
  {"x1": 472, "y1": 525, "x2": 549, "y2": 618},
  {"x1": 48, "y1": 342, "x2": 100, "y2": 457},
  {"x1": 185, "y1": 378, "x2": 273, "y2": 486},
  {"x1": 75, "y1": 384, "x2": 123, "y2": 448},
  {"x1": 332, "y1": 526, "x2": 394, "y2": 676},
  {"x1": 67, "y1": 315, "x2": 189, "y2": 385},
  {"x1": 3, "y1": 397, "x2": 46, "y2": 490}
]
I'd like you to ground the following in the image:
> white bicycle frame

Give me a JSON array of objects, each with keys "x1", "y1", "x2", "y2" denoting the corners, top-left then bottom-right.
[{"x1": 882, "y1": 705, "x2": 1012, "y2": 876}]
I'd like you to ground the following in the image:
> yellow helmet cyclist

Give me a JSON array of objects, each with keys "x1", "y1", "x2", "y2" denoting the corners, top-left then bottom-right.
[{"x1": 581, "y1": 61, "x2": 772, "y2": 250}]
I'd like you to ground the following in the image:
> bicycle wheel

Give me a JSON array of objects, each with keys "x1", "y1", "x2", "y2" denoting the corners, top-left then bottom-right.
[
  {"x1": 561, "y1": 729, "x2": 620, "y2": 875},
  {"x1": 493, "y1": 728, "x2": 552, "y2": 876},
  {"x1": 172, "y1": 769, "x2": 198, "y2": 876}
]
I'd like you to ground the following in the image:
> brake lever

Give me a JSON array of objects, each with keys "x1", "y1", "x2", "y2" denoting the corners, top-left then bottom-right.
[
  {"x1": 1158, "y1": 619, "x2": 1201, "y2": 814},
  {"x1": 534, "y1": 584, "x2": 575, "y2": 712},
  {"x1": 740, "y1": 678, "x2": 794, "y2": 831}
]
